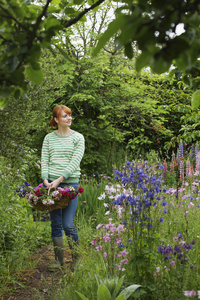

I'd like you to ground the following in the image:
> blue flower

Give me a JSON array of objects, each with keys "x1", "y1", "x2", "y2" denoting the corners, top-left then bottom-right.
[
  {"x1": 162, "y1": 201, "x2": 168, "y2": 206},
  {"x1": 160, "y1": 217, "x2": 164, "y2": 222},
  {"x1": 147, "y1": 223, "x2": 153, "y2": 228},
  {"x1": 163, "y1": 208, "x2": 168, "y2": 213}
]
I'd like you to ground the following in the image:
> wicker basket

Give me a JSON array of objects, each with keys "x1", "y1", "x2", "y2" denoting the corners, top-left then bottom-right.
[{"x1": 29, "y1": 195, "x2": 75, "y2": 211}]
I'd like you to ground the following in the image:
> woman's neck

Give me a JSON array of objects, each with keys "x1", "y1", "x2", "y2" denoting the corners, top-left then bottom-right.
[{"x1": 56, "y1": 127, "x2": 73, "y2": 136}]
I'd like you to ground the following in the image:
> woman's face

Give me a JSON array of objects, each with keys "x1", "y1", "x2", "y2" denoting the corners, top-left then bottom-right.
[{"x1": 55, "y1": 110, "x2": 72, "y2": 127}]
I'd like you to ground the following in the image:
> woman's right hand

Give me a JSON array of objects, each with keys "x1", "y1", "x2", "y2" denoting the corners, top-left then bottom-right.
[{"x1": 43, "y1": 179, "x2": 51, "y2": 188}]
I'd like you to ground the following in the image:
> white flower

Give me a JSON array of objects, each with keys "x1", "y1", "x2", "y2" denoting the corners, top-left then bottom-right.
[{"x1": 98, "y1": 193, "x2": 106, "y2": 200}]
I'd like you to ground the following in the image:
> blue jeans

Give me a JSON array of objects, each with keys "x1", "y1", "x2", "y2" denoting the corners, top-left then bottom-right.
[{"x1": 49, "y1": 182, "x2": 79, "y2": 241}]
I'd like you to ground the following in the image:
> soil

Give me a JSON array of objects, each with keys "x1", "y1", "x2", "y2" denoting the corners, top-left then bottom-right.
[{"x1": 2, "y1": 245, "x2": 73, "y2": 300}]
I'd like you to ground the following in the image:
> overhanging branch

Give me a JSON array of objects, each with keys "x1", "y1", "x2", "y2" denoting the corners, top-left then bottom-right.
[{"x1": 63, "y1": 0, "x2": 106, "y2": 28}]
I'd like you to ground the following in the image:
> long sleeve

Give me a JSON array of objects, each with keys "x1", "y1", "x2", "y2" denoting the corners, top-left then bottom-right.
[
  {"x1": 41, "y1": 135, "x2": 49, "y2": 180},
  {"x1": 61, "y1": 135, "x2": 85, "y2": 180}
]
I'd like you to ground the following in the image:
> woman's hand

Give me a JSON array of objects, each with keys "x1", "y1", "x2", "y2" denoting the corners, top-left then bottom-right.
[
  {"x1": 48, "y1": 176, "x2": 65, "y2": 190},
  {"x1": 43, "y1": 179, "x2": 51, "y2": 188}
]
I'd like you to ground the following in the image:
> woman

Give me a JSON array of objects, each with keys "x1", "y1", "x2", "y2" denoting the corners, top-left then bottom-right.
[{"x1": 41, "y1": 105, "x2": 85, "y2": 269}]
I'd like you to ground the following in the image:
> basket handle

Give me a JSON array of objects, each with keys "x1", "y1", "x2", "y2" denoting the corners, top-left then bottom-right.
[{"x1": 48, "y1": 187, "x2": 51, "y2": 196}]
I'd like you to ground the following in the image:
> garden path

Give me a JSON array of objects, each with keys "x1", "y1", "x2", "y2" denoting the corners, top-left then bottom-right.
[{"x1": 3, "y1": 245, "x2": 73, "y2": 300}]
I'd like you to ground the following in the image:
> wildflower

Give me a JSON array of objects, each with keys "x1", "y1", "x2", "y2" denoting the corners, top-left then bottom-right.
[
  {"x1": 188, "y1": 202, "x2": 194, "y2": 208},
  {"x1": 105, "y1": 211, "x2": 110, "y2": 215},
  {"x1": 120, "y1": 249, "x2": 129, "y2": 257},
  {"x1": 160, "y1": 217, "x2": 164, "y2": 222},
  {"x1": 90, "y1": 240, "x2": 96, "y2": 245},
  {"x1": 103, "y1": 233, "x2": 111, "y2": 242},
  {"x1": 98, "y1": 193, "x2": 106, "y2": 200},
  {"x1": 156, "y1": 267, "x2": 161, "y2": 273},
  {"x1": 120, "y1": 258, "x2": 128, "y2": 265},
  {"x1": 115, "y1": 253, "x2": 122, "y2": 258},
  {"x1": 117, "y1": 224, "x2": 125, "y2": 233},
  {"x1": 96, "y1": 224, "x2": 103, "y2": 229},
  {"x1": 170, "y1": 260, "x2": 175, "y2": 266},
  {"x1": 173, "y1": 236, "x2": 178, "y2": 241},
  {"x1": 96, "y1": 245, "x2": 102, "y2": 251},
  {"x1": 179, "y1": 240, "x2": 186, "y2": 246},
  {"x1": 184, "y1": 290, "x2": 196, "y2": 297},
  {"x1": 103, "y1": 252, "x2": 108, "y2": 258},
  {"x1": 115, "y1": 236, "x2": 122, "y2": 244}
]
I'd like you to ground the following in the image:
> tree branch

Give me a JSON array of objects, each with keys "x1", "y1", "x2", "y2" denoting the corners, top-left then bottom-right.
[
  {"x1": 0, "y1": 5, "x2": 27, "y2": 30},
  {"x1": 27, "y1": 0, "x2": 52, "y2": 49},
  {"x1": 62, "y1": 0, "x2": 106, "y2": 28}
]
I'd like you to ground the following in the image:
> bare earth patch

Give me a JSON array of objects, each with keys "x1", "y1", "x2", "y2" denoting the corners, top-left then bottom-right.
[{"x1": 2, "y1": 245, "x2": 73, "y2": 300}]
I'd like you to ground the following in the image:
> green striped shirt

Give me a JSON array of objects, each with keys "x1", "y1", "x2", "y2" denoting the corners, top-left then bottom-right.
[{"x1": 41, "y1": 131, "x2": 85, "y2": 183}]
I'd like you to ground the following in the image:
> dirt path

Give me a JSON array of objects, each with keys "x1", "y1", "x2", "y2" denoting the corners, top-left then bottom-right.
[{"x1": 2, "y1": 245, "x2": 73, "y2": 300}]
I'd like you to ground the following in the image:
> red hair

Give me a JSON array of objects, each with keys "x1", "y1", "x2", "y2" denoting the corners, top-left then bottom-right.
[{"x1": 50, "y1": 105, "x2": 72, "y2": 128}]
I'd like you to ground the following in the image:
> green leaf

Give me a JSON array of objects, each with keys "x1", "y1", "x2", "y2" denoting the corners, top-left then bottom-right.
[
  {"x1": 97, "y1": 284, "x2": 112, "y2": 300},
  {"x1": 0, "y1": 97, "x2": 7, "y2": 109},
  {"x1": 64, "y1": 7, "x2": 77, "y2": 14},
  {"x1": 112, "y1": 276, "x2": 125, "y2": 299},
  {"x1": 25, "y1": 65, "x2": 43, "y2": 85},
  {"x1": 73, "y1": 0, "x2": 84, "y2": 4},
  {"x1": 115, "y1": 295, "x2": 126, "y2": 300},
  {"x1": 45, "y1": 17, "x2": 61, "y2": 30},
  {"x1": 93, "y1": 15, "x2": 127, "y2": 56},
  {"x1": 51, "y1": 0, "x2": 62, "y2": 5},
  {"x1": 75, "y1": 291, "x2": 89, "y2": 300},
  {"x1": 124, "y1": 43, "x2": 133, "y2": 59},
  {"x1": 151, "y1": 56, "x2": 171, "y2": 74},
  {"x1": 191, "y1": 90, "x2": 200, "y2": 109},
  {"x1": 118, "y1": 285, "x2": 141, "y2": 299},
  {"x1": 7, "y1": 56, "x2": 19, "y2": 72},
  {"x1": 29, "y1": 44, "x2": 41, "y2": 63},
  {"x1": 135, "y1": 52, "x2": 152, "y2": 72}
]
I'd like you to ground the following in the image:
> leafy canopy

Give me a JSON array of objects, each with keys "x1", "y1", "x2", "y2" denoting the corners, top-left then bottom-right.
[{"x1": 0, "y1": 0, "x2": 200, "y2": 107}]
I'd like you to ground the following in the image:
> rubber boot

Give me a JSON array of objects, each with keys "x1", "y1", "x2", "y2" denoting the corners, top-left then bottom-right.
[
  {"x1": 68, "y1": 239, "x2": 79, "y2": 270},
  {"x1": 48, "y1": 236, "x2": 64, "y2": 270}
]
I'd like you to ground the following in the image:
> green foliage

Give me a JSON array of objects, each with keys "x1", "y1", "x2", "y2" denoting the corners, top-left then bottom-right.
[
  {"x1": 76, "y1": 275, "x2": 141, "y2": 300},
  {"x1": 94, "y1": 0, "x2": 200, "y2": 85},
  {"x1": 0, "y1": 158, "x2": 51, "y2": 288},
  {"x1": 0, "y1": 0, "x2": 200, "y2": 107},
  {"x1": 191, "y1": 90, "x2": 200, "y2": 109},
  {"x1": 0, "y1": 0, "x2": 106, "y2": 104}
]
